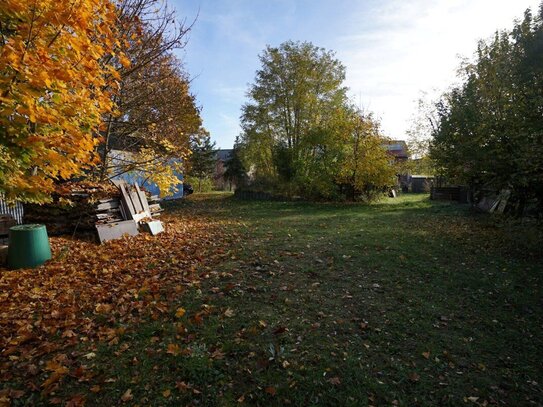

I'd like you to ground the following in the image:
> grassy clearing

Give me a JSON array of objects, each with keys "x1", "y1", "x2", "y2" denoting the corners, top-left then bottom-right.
[{"x1": 12, "y1": 194, "x2": 543, "y2": 406}]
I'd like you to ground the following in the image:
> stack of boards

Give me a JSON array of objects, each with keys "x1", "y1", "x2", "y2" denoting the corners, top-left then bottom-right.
[{"x1": 95, "y1": 181, "x2": 164, "y2": 243}]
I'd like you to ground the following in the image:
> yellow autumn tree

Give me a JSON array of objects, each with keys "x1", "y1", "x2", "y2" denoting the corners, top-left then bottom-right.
[
  {"x1": 337, "y1": 111, "x2": 397, "y2": 201},
  {"x1": 97, "y1": 1, "x2": 200, "y2": 196},
  {"x1": 0, "y1": 0, "x2": 120, "y2": 203},
  {"x1": 102, "y1": 52, "x2": 201, "y2": 196}
]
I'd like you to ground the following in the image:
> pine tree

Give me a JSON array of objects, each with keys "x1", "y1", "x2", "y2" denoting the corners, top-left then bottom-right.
[{"x1": 188, "y1": 132, "x2": 216, "y2": 192}]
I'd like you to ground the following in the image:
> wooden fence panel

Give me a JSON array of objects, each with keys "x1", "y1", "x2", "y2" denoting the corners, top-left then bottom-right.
[{"x1": 0, "y1": 193, "x2": 23, "y2": 224}]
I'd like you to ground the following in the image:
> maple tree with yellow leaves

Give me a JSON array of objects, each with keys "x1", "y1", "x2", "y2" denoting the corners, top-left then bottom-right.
[{"x1": 0, "y1": 0, "x2": 123, "y2": 203}]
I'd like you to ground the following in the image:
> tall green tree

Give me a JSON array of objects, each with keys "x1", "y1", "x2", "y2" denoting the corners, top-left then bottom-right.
[
  {"x1": 187, "y1": 131, "x2": 216, "y2": 192},
  {"x1": 240, "y1": 41, "x2": 350, "y2": 198},
  {"x1": 430, "y1": 5, "x2": 543, "y2": 213},
  {"x1": 240, "y1": 40, "x2": 397, "y2": 200}
]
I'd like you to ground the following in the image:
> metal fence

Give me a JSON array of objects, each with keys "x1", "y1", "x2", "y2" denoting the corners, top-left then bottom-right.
[{"x1": 0, "y1": 193, "x2": 24, "y2": 224}]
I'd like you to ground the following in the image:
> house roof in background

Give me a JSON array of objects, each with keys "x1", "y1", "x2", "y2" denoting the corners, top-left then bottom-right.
[
  {"x1": 216, "y1": 149, "x2": 233, "y2": 161},
  {"x1": 384, "y1": 140, "x2": 408, "y2": 151},
  {"x1": 383, "y1": 140, "x2": 409, "y2": 158}
]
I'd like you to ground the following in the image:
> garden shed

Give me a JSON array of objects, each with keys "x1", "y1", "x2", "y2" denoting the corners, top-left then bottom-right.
[{"x1": 410, "y1": 175, "x2": 434, "y2": 193}]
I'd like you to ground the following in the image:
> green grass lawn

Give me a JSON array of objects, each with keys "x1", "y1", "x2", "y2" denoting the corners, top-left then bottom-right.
[{"x1": 51, "y1": 194, "x2": 543, "y2": 405}]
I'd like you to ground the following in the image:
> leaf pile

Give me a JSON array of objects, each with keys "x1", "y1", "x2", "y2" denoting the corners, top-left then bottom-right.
[{"x1": 0, "y1": 210, "x2": 238, "y2": 398}]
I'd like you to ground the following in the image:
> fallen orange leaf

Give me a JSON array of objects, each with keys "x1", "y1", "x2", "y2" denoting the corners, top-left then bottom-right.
[
  {"x1": 167, "y1": 343, "x2": 180, "y2": 355},
  {"x1": 120, "y1": 389, "x2": 133, "y2": 402}
]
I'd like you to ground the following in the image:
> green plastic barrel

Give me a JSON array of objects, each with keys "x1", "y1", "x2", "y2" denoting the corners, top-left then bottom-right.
[{"x1": 8, "y1": 224, "x2": 52, "y2": 269}]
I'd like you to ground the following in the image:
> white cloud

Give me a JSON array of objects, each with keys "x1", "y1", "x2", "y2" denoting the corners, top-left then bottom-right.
[
  {"x1": 213, "y1": 85, "x2": 246, "y2": 104},
  {"x1": 175, "y1": 0, "x2": 540, "y2": 147},
  {"x1": 335, "y1": 0, "x2": 541, "y2": 139}
]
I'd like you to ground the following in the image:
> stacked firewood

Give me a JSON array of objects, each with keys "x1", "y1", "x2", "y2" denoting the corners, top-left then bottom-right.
[
  {"x1": 95, "y1": 198, "x2": 124, "y2": 224},
  {"x1": 24, "y1": 181, "x2": 122, "y2": 235}
]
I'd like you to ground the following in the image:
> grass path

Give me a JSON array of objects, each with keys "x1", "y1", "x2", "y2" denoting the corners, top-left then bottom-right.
[{"x1": 6, "y1": 194, "x2": 542, "y2": 406}]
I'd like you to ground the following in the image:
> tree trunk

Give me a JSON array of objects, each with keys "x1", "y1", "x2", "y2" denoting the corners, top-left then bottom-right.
[{"x1": 99, "y1": 114, "x2": 114, "y2": 181}]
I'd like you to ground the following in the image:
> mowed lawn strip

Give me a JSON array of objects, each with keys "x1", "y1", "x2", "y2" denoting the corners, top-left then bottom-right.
[{"x1": 14, "y1": 193, "x2": 543, "y2": 406}]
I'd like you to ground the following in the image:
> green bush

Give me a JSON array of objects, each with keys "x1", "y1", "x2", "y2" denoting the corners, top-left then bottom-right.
[{"x1": 184, "y1": 176, "x2": 214, "y2": 193}]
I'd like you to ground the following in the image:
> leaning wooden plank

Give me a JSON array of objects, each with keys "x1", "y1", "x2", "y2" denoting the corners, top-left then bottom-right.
[
  {"x1": 119, "y1": 183, "x2": 137, "y2": 220},
  {"x1": 118, "y1": 200, "x2": 128, "y2": 220},
  {"x1": 96, "y1": 220, "x2": 138, "y2": 243},
  {"x1": 126, "y1": 184, "x2": 153, "y2": 221},
  {"x1": 126, "y1": 185, "x2": 148, "y2": 222},
  {"x1": 495, "y1": 189, "x2": 511, "y2": 214},
  {"x1": 111, "y1": 179, "x2": 127, "y2": 188},
  {"x1": 129, "y1": 188, "x2": 144, "y2": 214},
  {"x1": 135, "y1": 184, "x2": 151, "y2": 214}
]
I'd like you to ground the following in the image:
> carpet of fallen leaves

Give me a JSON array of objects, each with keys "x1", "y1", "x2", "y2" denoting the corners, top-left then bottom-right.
[{"x1": 0, "y1": 210, "x2": 238, "y2": 402}]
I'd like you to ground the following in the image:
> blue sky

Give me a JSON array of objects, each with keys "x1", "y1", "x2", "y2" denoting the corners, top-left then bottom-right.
[{"x1": 172, "y1": 0, "x2": 541, "y2": 148}]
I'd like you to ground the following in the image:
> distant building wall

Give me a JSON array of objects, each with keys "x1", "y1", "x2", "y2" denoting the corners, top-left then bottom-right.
[{"x1": 383, "y1": 140, "x2": 409, "y2": 163}]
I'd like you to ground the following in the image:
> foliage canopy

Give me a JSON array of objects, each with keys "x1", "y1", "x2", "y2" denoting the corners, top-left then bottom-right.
[
  {"x1": 239, "y1": 41, "x2": 396, "y2": 200},
  {"x1": 0, "y1": 0, "x2": 119, "y2": 202},
  {"x1": 430, "y1": 5, "x2": 543, "y2": 213},
  {"x1": 98, "y1": 0, "x2": 202, "y2": 196},
  {"x1": 0, "y1": 0, "x2": 203, "y2": 201},
  {"x1": 223, "y1": 142, "x2": 247, "y2": 190}
]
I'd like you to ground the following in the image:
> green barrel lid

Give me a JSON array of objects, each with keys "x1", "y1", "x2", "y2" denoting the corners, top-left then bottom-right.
[
  {"x1": 7, "y1": 224, "x2": 52, "y2": 269},
  {"x1": 10, "y1": 224, "x2": 46, "y2": 231}
]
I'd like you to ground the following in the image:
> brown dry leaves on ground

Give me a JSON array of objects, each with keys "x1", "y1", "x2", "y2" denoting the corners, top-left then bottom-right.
[{"x1": 0, "y1": 210, "x2": 238, "y2": 400}]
